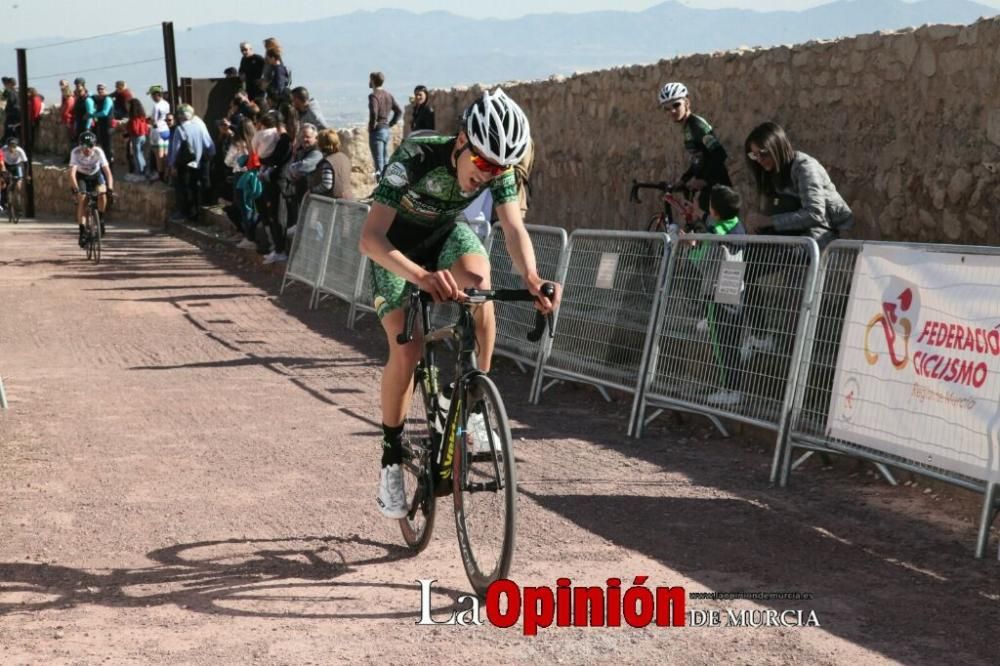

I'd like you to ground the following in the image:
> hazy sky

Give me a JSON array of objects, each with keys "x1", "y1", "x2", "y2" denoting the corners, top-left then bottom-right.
[{"x1": 9, "y1": 0, "x2": 1000, "y2": 41}]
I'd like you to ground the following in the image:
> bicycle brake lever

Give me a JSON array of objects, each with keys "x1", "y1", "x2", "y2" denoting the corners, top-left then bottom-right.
[{"x1": 526, "y1": 283, "x2": 556, "y2": 342}]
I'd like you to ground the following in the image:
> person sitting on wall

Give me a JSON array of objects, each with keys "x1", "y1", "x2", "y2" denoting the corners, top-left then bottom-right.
[{"x1": 658, "y1": 81, "x2": 732, "y2": 225}]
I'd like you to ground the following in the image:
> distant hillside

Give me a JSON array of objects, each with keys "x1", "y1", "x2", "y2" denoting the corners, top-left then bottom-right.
[{"x1": 6, "y1": 0, "x2": 997, "y2": 126}]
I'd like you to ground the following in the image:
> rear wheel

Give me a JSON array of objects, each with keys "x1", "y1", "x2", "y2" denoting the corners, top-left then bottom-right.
[
  {"x1": 453, "y1": 374, "x2": 516, "y2": 598},
  {"x1": 398, "y1": 365, "x2": 437, "y2": 552}
]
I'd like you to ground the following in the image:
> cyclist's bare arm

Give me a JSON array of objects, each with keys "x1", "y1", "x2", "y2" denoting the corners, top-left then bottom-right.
[
  {"x1": 101, "y1": 164, "x2": 114, "y2": 192},
  {"x1": 358, "y1": 201, "x2": 460, "y2": 303},
  {"x1": 67, "y1": 165, "x2": 79, "y2": 191},
  {"x1": 495, "y1": 200, "x2": 560, "y2": 314}
]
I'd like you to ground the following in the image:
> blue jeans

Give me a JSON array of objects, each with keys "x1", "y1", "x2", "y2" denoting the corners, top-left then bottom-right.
[
  {"x1": 369, "y1": 126, "x2": 391, "y2": 178},
  {"x1": 131, "y1": 134, "x2": 147, "y2": 176}
]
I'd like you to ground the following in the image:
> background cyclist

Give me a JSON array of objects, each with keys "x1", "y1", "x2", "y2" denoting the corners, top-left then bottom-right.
[
  {"x1": 68, "y1": 131, "x2": 114, "y2": 247},
  {"x1": 658, "y1": 82, "x2": 732, "y2": 224},
  {"x1": 1, "y1": 137, "x2": 28, "y2": 210},
  {"x1": 359, "y1": 88, "x2": 560, "y2": 519}
]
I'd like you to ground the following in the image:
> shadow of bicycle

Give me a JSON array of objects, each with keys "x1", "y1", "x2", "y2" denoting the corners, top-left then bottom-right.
[{"x1": 0, "y1": 534, "x2": 465, "y2": 620}]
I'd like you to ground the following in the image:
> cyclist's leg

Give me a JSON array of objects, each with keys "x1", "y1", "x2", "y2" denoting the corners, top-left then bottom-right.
[
  {"x1": 372, "y1": 263, "x2": 424, "y2": 518},
  {"x1": 439, "y1": 223, "x2": 493, "y2": 371},
  {"x1": 373, "y1": 263, "x2": 423, "y2": 449},
  {"x1": 95, "y1": 174, "x2": 108, "y2": 214},
  {"x1": 75, "y1": 175, "x2": 88, "y2": 226}
]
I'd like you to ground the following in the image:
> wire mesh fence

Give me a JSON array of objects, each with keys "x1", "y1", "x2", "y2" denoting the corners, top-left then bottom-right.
[
  {"x1": 532, "y1": 230, "x2": 670, "y2": 423},
  {"x1": 635, "y1": 235, "x2": 820, "y2": 437},
  {"x1": 281, "y1": 194, "x2": 336, "y2": 302}
]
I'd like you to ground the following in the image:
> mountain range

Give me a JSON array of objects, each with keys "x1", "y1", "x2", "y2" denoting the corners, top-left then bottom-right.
[{"x1": 7, "y1": 0, "x2": 998, "y2": 126}]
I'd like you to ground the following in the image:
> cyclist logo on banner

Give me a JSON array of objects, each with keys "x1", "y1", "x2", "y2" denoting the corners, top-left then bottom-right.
[{"x1": 864, "y1": 278, "x2": 920, "y2": 370}]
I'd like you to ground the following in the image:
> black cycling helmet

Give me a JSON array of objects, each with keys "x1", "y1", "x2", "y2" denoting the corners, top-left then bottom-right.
[
  {"x1": 6, "y1": 137, "x2": 18, "y2": 146},
  {"x1": 78, "y1": 131, "x2": 97, "y2": 147}
]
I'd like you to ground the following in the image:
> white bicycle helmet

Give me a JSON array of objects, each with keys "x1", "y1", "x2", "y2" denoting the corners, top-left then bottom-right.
[
  {"x1": 658, "y1": 82, "x2": 688, "y2": 106},
  {"x1": 463, "y1": 87, "x2": 530, "y2": 166}
]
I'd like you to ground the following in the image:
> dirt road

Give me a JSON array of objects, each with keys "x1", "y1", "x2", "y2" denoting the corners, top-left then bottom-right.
[{"x1": 1, "y1": 218, "x2": 998, "y2": 665}]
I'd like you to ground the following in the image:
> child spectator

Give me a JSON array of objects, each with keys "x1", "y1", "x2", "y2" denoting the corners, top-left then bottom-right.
[{"x1": 690, "y1": 185, "x2": 747, "y2": 406}]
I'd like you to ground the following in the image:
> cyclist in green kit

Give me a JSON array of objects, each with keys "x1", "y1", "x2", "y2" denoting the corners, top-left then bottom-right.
[{"x1": 359, "y1": 88, "x2": 560, "y2": 519}]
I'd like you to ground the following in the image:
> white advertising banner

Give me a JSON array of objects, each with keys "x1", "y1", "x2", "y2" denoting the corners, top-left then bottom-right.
[{"x1": 828, "y1": 245, "x2": 1000, "y2": 482}]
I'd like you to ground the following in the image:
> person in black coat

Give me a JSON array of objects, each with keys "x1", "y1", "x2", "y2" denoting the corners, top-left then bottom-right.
[{"x1": 409, "y1": 85, "x2": 435, "y2": 134}]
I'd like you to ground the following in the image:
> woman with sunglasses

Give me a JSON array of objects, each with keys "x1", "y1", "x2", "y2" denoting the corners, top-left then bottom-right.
[
  {"x1": 658, "y1": 81, "x2": 732, "y2": 223},
  {"x1": 743, "y1": 121, "x2": 853, "y2": 247},
  {"x1": 741, "y1": 121, "x2": 854, "y2": 359},
  {"x1": 359, "y1": 87, "x2": 561, "y2": 519}
]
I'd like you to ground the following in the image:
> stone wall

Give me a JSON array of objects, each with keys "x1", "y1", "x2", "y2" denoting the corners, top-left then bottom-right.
[
  {"x1": 420, "y1": 18, "x2": 1000, "y2": 245},
  {"x1": 31, "y1": 157, "x2": 174, "y2": 224}
]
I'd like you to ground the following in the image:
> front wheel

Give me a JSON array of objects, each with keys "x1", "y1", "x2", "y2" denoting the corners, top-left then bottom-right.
[
  {"x1": 646, "y1": 213, "x2": 667, "y2": 233},
  {"x1": 91, "y1": 208, "x2": 102, "y2": 264},
  {"x1": 453, "y1": 373, "x2": 516, "y2": 598},
  {"x1": 398, "y1": 366, "x2": 437, "y2": 552},
  {"x1": 8, "y1": 185, "x2": 19, "y2": 224}
]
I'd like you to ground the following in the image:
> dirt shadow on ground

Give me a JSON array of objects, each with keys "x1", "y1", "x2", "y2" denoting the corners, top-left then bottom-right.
[{"x1": 0, "y1": 534, "x2": 467, "y2": 620}]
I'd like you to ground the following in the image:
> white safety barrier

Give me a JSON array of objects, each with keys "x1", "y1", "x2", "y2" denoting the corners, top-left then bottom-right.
[
  {"x1": 531, "y1": 230, "x2": 670, "y2": 432},
  {"x1": 783, "y1": 240, "x2": 1000, "y2": 557},
  {"x1": 633, "y1": 235, "x2": 820, "y2": 440},
  {"x1": 280, "y1": 195, "x2": 337, "y2": 304},
  {"x1": 313, "y1": 200, "x2": 373, "y2": 327},
  {"x1": 487, "y1": 224, "x2": 569, "y2": 372}
]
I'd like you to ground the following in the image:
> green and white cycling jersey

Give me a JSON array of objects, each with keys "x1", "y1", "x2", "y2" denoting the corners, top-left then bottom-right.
[
  {"x1": 373, "y1": 134, "x2": 517, "y2": 265},
  {"x1": 370, "y1": 134, "x2": 518, "y2": 319}
]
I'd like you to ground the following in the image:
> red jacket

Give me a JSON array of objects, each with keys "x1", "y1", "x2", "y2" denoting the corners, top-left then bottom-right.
[
  {"x1": 60, "y1": 95, "x2": 75, "y2": 127},
  {"x1": 29, "y1": 94, "x2": 43, "y2": 123},
  {"x1": 127, "y1": 116, "x2": 149, "y2": 138}
]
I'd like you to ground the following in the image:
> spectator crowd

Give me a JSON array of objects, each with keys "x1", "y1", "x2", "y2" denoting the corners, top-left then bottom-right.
[{"x1": 0, "y1": 37, "x2": 433, "y2": 265}]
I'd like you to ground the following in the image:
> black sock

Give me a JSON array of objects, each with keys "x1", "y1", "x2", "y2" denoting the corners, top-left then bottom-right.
[{"x1": 381, "y1": 423, "x2": 404, "y2": 467}]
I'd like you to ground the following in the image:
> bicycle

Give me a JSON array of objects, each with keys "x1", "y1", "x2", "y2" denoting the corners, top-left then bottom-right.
[
  {"x1": 396, "y1": 283, "x2": 554, "y2": 598},
  {"x1": 77, "y1": 189, "x2": 103, "y2": 264},
  {"x1": 629, "y1": 179, "x2": 701, "y2": 234},
  {"x1": 4, "y1": 172, "x2": 25, "y2": 224}
]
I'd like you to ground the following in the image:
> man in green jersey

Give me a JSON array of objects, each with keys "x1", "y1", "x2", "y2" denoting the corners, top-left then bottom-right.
[{"x1": 359, "y1": 88, "x2": 560, "y2": 518}]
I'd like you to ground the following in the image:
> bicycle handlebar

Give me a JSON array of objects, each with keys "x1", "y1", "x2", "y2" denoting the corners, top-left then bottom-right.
[
  {"x1": 397, "y1": 283, "x2": 556, "y2": 345},
  {"x1": 629, "y1": 180, "x2": 671, "y2": 204}
]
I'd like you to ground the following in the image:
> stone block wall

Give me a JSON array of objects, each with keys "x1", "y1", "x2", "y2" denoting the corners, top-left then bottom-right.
[
  {"x1": 31, "y1": 158, "x2": 174, "y2": 225},
  {"x1": 420, "y1": 18, "x2": 1000, "y2": 245}
]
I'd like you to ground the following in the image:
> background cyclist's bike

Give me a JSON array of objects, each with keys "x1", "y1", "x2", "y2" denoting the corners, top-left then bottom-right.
[
  {"x1": 79, "y1": 190, "x2": 103, "y2": 263},
  {"x1": 397, "y1": 284, "x2": 554, "y2": 597},
  {"x1": 4, "y1": 173, "x2": 24, "y2": 224},
  {"x1": 629, "y1": 179, "x2": 701, "y2": 233}
]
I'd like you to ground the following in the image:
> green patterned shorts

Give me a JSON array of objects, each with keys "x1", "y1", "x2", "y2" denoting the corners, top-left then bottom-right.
[{"x1": 371, "y1": 222, "x2": 488, "y2": 320}]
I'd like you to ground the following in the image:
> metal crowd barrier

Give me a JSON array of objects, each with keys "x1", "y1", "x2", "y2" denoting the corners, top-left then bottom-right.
[
  {"x1": 313, "y1": 200, "x2": 373, "y2": 327},
  {"x1": 487, "y1": 224, "x2": 569, "y2": 373},
  {"x1": 782, "y1": 240, "x2": 1000, "y2": 557},
  {"x1": 531, "y1": 230, "x2": 670, "y2": 432},
  {"x1": 280, "y1": 194, "x2": 337, "y2": 304},
  {"x1": 633, "y1": 235, "x2": 820, "y2": 442}
]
